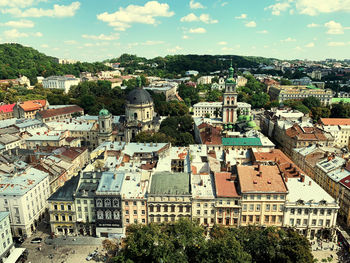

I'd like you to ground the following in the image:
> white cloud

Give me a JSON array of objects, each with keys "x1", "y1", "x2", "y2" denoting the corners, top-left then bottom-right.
[
  {"x1": 281, "y1": 37, "x2": 296, "y2": 42},
  {"x1": 325, "y1": 20, "x2": 344, "y2": 34},
  {"x1": 189, "y1": 27, "x2": 206, "y2": 33},
  {"x1": 2, "y1": 2, "x2": 81, "y2": 18},
  {"x1": 218, "y1": 41, "x2": 227, "y2": 45},
  {"x1": 82, "y1": 33, "x2": 119, "y2": 41},
  {"x1": 167, "y1": 46, "x2": 182, "y2": 53},
  {"x1": 40, "y1": 44, "x2": 48, "y2": 48},
  {"x1": 3, "y1": 28, "x2": 27, "y2": 38},
  {"x1": 235, "y1": 13, "x2": 247, "y2": 19},
  {"x1": 64, "y1": 40, "x2": 78, "y2": 45},
  {"x1": 182, "y1": 35, "x2": 189, "y2": 39},
  {"x1": 141, "y1": 40, "x2": 164, "y2": 45},
  {"x1": 265, "y1": 2, "x2": 290, "y2": 16},
  {"x1": 189, "y1": 0, "x2": 204, "y2": 9},
  {"x1": 245, "y1": 21, "x2": 256, "y2": 27},
  {"x1": 221, "y1": 47, "x2": 234, "y2": 51},
  {"x1": 0, "y1": 19, "x2": 34, "y2": 28},
  {"x1": 97, "y1": 1, "x2": 174, "y2": 31},
  {"x1": 257, "y1": 30, "x2": 268, "y2": 34},
  {"x1": 305, "y1": 42, "x2": 314, "y2": 47},
  {"x1": 307, "y1": 23, "x2": 320, "y2": 28},
  {"x1": 294, "y1": 46, "x2": 303, "y2": 51},
  {"x1": 221, "y1": 2, "x2": 228, "y2": 7},
  {"x1": 327, "y1": 41, "x2": 346, "y2": 46},
  {"x1": 83, "y1": 42, "x2": 110, "y2": 47},
  {"x1": 180, "y1": 13, "x2": 218, "y2": 24},
  {"x1": 32, "y1": 31, "x2": 42, "y2": 37},
  {"x1": 265, "y1": 0, "x2": 350, "y2": 16},
  {"x1": 0, "y1": 0, "x2": 45, "y2": 8}
]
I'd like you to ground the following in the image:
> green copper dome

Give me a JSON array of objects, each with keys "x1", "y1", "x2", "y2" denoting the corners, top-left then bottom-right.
[
  {"x1": 228, "y1": 124, "x2": 233, "y2": 129},
  {"x1": 225, "y1": 59, "x2": 236, "y2": 84},
  {"x1": 244, "y1": 115, "x2": 250, "y2": 121},
  {"x1": 247, "y1": 121, "x2": 256, "y2": 128},
  {"x1": 99, "y1": 108, "x2": 110, "y2": 116},
  {"x1": 238, "y1": 115, "x2": 244, "y2": 121}
]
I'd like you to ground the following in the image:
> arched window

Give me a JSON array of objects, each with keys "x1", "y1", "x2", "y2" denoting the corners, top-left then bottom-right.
[
  {"x1": 105, "y1": 210, "x2": 112, "y2": 219},
  {"x1": 113, "y1": 199, "x2": 119, "y2": 207},
  {"x1": 101, "y1": 121, "x2": 105, "y2": 129},
  {"x1": 134, "y1": 113, "x2": 138, "y2": 119},
  {"x1": 113, "y1": 210, "x2": 120, "y2": 219},
  {"x1": 147, "y1": 112, "x2": 149, "y2": 118},
  {"x1": 96, "y1": 199, "x2": 103, "y2": 207},
  {"x1": 97, "y1": 210, "x2": 104, "y2": 219},
  {"x1": 105, "y1": 199, "x2": 111, "y2": 207}
]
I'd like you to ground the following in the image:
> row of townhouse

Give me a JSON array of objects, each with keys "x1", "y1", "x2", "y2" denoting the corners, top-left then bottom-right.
[
  {"x1": 291, "y1": 144, "x2": 350, "y2": 228},
  {"x1": 48, "y1": 146, "x2": 339, "y2": 240}
]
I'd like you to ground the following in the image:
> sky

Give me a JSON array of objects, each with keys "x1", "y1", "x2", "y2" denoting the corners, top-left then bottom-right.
[{"x1": 0, "y1": 0, "x2": 349, "y2": 62}]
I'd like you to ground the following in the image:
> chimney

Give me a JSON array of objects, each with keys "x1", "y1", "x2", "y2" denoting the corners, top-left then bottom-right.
[
  {"x1": 309, "y1": 180, "x2": 311, "y2": 186},
  {"x1": 285, "y1": 176, "x2": 288, "y2": 182},
  {"x1": 300, "y1": 174, "x2": 305, "y2": 183},
  {"x1": 259, "y1": 171, "x2": 263, "y2": 177}
]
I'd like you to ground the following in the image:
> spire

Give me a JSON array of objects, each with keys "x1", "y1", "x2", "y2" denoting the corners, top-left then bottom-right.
[
  {"x1": 136, "y1": 76, "x2": 142, "y2": 88},
  {"x1": 228, "y1": 59, "x2": 234, "y2": 79}
]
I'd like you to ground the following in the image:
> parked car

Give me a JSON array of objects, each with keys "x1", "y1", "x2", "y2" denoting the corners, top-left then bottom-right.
[
  {"x1": 86, "y1": 251, "x2": 98, "y2": 261},
  {"x1": 30, "y1": 237, "x2": 42, "y2": 244}
]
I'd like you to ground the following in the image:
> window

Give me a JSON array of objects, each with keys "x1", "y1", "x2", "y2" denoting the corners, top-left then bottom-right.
[
  {"x1": 54, "y1": 204, "x2": 58, "y2": 210},
  {"x1": 243, "y1": 195, "x2": 247, "y2": 200},
  {"x1": 297, "y1": 209, "x2": 302, "y2": 215},
  {"x1": 62, "y1": 215, "x2": 66, "y2": 221},
  {"x1": 290, "y1": 208, "x2": 295, "y2": 215},
  {"x1": 272, "y1": 205, "x2": 277, "y2": 211},
  {"x1": 67, "y1": 205, "x2": 71, "y2": 211},
  {"x1": 256, "y1": 204, "x2": 261, "y2": 211},
  {"x1": 312, "y1": 219, "x2": 316, "y2": 226},
  {"x1": 249, "y1": 204, "x2": 254, "y2": 211},
  {"x1": 126, "y1": 219, "x2": 130, "y2": 224},
  {"x1": 256, "y1": 215, "x2": 260, "y2": 222},
  {"x1": 271, "y1": 215, "x2": 276, "y2": 222},
  {"x1": 266, "y1": 195, "x2": 271, "y2": 200},
  {"x1": 84, "y1": 207, "x2": 88, "y2": 212},
  {"x1": 113, "y1": 199, "x2": 119, "y2": 207},
  {"x1": 126, "y1": 210, "x2": 129, "y2": 215},
  {"x1": 280, "y1": 195, "x2": 285, "y2": 200},
  {"x1": 125, "y1": 201, "x2": 129, "y2": 206},
  {"x1": 279, "y1": 205, "x2": 283, "y2": 212},
  {"x1": 197, "y1": 210, "x2": 200, "y2": 215},
  {"x1": 313, "y1": 209, "x2": 318, "y2": 215},
  {"x1": 250, "y1": 195, "x2": 255, "y2": 200},
  {"x1": 303, "y1": 219, "x2": 307, "y2": 225},
  {"x1": 113, "y1": 210, "x2": 120, "y2": 220},
  {"x1": 142, "y1": 210, "x2": 145, "y2": 215},
  {"x1": 96, "y1": 199, "x2": 102, "y2": 207},
  {"x1": 327, "y1": 209, "x2": 332, "y2": 215},
  {"x1": 69, "y1": 216, "x2": 73, "y2": 221},
  {"x1": 133, "y1": 201, "x2": 137, "y2": 206},
  {"x1": 265, "y1": 204, "x2": 270, "y2": 212},
  {"x1": 196, "y1": 203, "x2": 200, "y2": 208},
  {"x1": 264, "y1": 216, "x2": 269, "y2": 223},
  {"x1": 296, "y1": 219, "x2": 301, "y2": 225},
  {"x1": 61, "y1": 204, "x2": 64, "y2": 210},
  {"x1": 290, "y1": 219, "x2": 294, "y2": 226},
  {"x1": 150, "y1": 206, "x2": 154, "y2": 212},
  {"x1": 257, "y1": 195, "x2": 261, "y2": 200},
  {"x1": 83, "y1": 200, "x2": 87, "y2": 205},
  {"x1": 326, "y1": 219, "x2": 330, "y2": 227},
  {"x1": 133, "y1": 210, "x2": 137, "y2": 215},
  {"x1": 320, "y1": 209, "x2": 325, "y2": 215},
  {"x1": 273, "y1": 195, "x2": 278, "y2": 200},
  {"x1": 227, "y1": 201, "x2": 230, "y2": 205},
  {"x1": 142, "y1": 219, "x2": 145, "y2": 223},
  {"x1": 243, "y1": 204, "x2": 247, "y2": 211},
  {"x1": 105, "y1": 199, "x2": 111, "y2": 207},
  {"x1": 55, "y1": 215, "x2": 59, "y2": 221},
  {"x1": 249, "y1": 215, "x2": 253, "y2": 222},
  {"x1": 105, "y1": 210, "x2": 112, "y2": 220},
  {"x1": 164, "y1": 205, "x2": 168, "y2": 212},
  {"x1": 318, "y1": 219, "x2": 323, "y2": 226},
  {"x1": 305, "y1": 209, "x2": 309, "y2": 215}
]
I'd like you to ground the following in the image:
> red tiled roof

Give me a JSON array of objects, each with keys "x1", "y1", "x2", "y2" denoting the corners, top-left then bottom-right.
[
  {"x1": 19, "y1": 100, "x2": 47, "y2": 111},
  {"x1": 214, "y1": 172, "x2": 239, "y2": 198},
  {"x1": 199, "y1": 123, "x2": 222, "y2": 145},
  {"x1": 252, "y1": 149, "x2": 305, "y2": 178},
  {"x1": 340, "y1": 175, "x2": 350, "y2": 190},
  {"x1": 0, "y1": 103, "x2": 15, "y2": 114},
  {"x1": 320, "y1": 118, "x2": 350, "y2": 126},
  {"x1": 285, "y1": 124, "x2": 327, "y2": 141},
  {"x1": 237, "y1": 165, "x2": 288, "y2": 193},
  {"x1": 37, "y1": 105, "x2": 83, "y2": 119}
]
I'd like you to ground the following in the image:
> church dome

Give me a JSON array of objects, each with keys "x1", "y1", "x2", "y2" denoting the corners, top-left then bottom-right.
[
  {"x1": 126, "y1": 87, "x2": 153, "y2": 105},
  {"x1": 247, "y1": 121, "x2": 256, "y2": 128},
  {"x1": 99, "y1": 108, "x2": 110, "y2": 116}
]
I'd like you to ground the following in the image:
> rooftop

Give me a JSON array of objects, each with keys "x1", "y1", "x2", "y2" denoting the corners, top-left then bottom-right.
[
  {"x1": 18, "y1": 100, "x2": 47, "y2": 112},
  {"x1": 340, "y1": 175, "x2": 350, "y2": 190},
  {"x1": 0, "y1": 212, "x2": 9, "y2": 222},
  {"x1": 222, "y1": 137, "x2": 262, "y2": 147},
  {"x1": 320, "y1": 118, "x2": 350, "y2": 126},
  {"x1": 0, "y1": 103, "x2": 15, "y2": 114},
  {"x1": 316, "y1": 156, "x2": 346, "y2": 174},
  {"x1": 48, "y1": 175, "x2": 79, "y2": 201},
  {"x1": 327, "y1": 168, "x2": 350, "y2": 183},
  {"x1": 237, "y1": 165, "x2": 288, "y2": 193},
  {"x1": 191, "y1": 173, "x2": 215, "y2": 199},
  {"x1": 37, "y1": 105, "x2": 83, "y2": 119},
  {"x1": 214, "y1": 172, "x2": 239, "y2": 198},
  {"x1": 96, "y1": 171, "x2": 124, "y2": 194},
  {"x1": 149, "y1": 172, "x2": 190, "y2": 196},
  {"x1": 121, "y1": 172, "x2": 148, "y2": 199},
  {"x1": 286, "y1": 176, "x2": 336, "y2": 204},
  {"x1": 0, "y1": 167, "x2": 48, "y2": 196}
]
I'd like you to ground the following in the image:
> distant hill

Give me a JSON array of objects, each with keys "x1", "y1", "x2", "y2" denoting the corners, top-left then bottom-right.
[
  {"x1": 106, "y1": 54, "x2": 277, "y2": 76},
  {"x1": 0, "y1": 43, "x2": 109, "y2": 84}
]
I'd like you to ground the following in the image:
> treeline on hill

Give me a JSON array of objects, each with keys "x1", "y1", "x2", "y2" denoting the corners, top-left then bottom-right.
[
  {"x1": 105, "y1": 53, "x2": 276, "y2": 77},
  {"x1": 0, "y1": 43, "x2": 110, "y2": 84},
  {"x1": 110, "y1": 219, "x2": 313, "y2": 263}
]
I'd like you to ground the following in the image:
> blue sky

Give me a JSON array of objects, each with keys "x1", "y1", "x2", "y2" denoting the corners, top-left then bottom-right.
[{"x1": 0, "y1": 0, "x2": 349, "y2": 62}]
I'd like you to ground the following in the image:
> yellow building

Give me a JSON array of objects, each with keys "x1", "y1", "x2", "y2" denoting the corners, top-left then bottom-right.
[
  {"x1": 237, "y1": 165, "x2": 288, "y2": 226},
  {"x1": 48, "y1": 176, "x2": 79, "y2": 236}
]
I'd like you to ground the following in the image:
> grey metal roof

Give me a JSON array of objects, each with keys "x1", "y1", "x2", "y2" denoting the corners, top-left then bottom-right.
[
  {"x1": 126, "y1": 87, "x2": 153, "y2": 105},
  {"x1": 48, "y1": 175, "x2": 80, "y2": 201}
]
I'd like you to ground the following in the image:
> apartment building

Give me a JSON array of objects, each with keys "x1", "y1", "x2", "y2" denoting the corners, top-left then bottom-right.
[
  {"x1": 284, "y1": 175, "x2": 338, "y2": 239},
  {"x1": 214, "y1": 172, "x2": 241, "y2": 226},
  {"x1": 237, "y1": 165, "x2": 288, "y2": 226},
  {"x1": 0, "y1": 103, "x2": 15, "y2": 121},
  {"x1": 319, "y1": 118, "x2": 350, "y2": 148},
  {"x1": 148, "y1": 172, "x2": 192, "y2": 223},
  {"x1": 48, "y1": 175, "x2": 79, "y2": 236},
  {"x1": 36, "y1": 105, "x2": 84, "y2": 123},
  {"x1": 0, "y1": 212, "x2": 14, "y2": 261},
  {"x1": 0, "y1": 167, "x2": 50, "y2": 237},
  {"x1": 13, "y1": 100, "x2": 48, "y2": 119},
  {"x1": 42, "y1": 76, "x2": 80, "y2": 93}
]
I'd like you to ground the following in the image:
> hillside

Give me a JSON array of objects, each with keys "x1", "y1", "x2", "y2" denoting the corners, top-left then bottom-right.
[
  {"x1": 0, "y1": 43, "x2": 109, "y2": 84},
  {"x1": 107, "y1": 54, "x2": 277, "y2": 76}
]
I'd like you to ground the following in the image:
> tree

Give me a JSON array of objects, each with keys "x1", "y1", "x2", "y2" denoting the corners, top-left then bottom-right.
[
  {"x1": 302, "y1": 96, "x2": 321, "y2": 109},
  {"x1": 331, "y1": 102, "x2": 350, "y2": 118},
  {"x1": 280, "y1": 78, "x2": 292, "y2": 85},
  {"x1": 311, "y1": 107, "x2": 331, "y2": 122}
]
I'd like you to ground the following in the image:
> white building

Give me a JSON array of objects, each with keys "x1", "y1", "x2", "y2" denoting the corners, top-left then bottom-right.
[
  {"x1": 0, "y1": 167, "x2": 50, "y2": 237},
  {"x1": 42, "y1": 76, "x2": 80, "y2": 93},
  {"x1": 283, "y1": 175, "x2": 339, "y2": 240},
  {"x1": 197, "y1": 76, "x2": 215, "y2": 85},
  {"x1": 185, "y1": 70, "x2": 199, "y2": 76},
  {"x1": 192, "y1": 101, "x2": 251, "y2": 118},
  {"x1": 0, "y1": 212, "x2": 13, "y2": 261}
]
